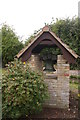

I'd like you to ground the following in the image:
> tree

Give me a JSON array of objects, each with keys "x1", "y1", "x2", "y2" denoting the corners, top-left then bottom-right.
[
  {"x1": 51, "y1": 17, "x2": 80, "y2": 69},
  {"x1": 0, "y1": 28, "x2": 2, "y2": 66},
  {"x1": 51, "y1": 17, "x2": 79, "y2": 53},
  {"x1": 2, "y1": 24, "x2": 24, "y2": 67},
  {"x1": 25, "y1": 35, "x2": 35, "y2": 46}
]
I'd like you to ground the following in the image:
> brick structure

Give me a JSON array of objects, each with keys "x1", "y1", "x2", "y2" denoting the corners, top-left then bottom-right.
[
  {"x1": 43, "y1": 58, "x2": 70, "y2": 108},
  {"x1": 57, "y1": 55, "x2": 69, "y2": 108},
  {"x1": 27, "y1": 54, "x2": 43, "y2": 71},
  {"x1": 28, "y1": 54, "x2": 70, "y2": 108},
  {"x1": 16, "y1": 26, "x2": 78, "y2": 108}
]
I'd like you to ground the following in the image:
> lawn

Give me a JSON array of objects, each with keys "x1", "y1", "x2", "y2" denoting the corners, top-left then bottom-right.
[{"x1": 70, "y1": 82, "x2": 78, "y2": 94}]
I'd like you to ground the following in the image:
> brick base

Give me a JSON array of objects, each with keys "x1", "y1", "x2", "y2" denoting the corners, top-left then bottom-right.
[{"x1": 27, "y1": 54, "x2": 70, "y2": 108}]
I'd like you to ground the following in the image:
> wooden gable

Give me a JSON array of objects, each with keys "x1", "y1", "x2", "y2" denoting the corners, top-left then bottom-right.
[{"x1": 16, "y1": 26, "x2": 78, "y2": 63}]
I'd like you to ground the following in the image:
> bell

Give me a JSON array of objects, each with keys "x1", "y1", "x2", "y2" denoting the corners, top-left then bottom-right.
[{"x1": 44, "y1": 60, "x2": 56, "y2": 71}]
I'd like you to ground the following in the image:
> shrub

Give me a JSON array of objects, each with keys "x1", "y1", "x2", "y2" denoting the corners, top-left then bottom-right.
[
  {"x1": 70, "y1": 75, "x2": 80, "y2": 79},
  {"x1": 2, "y1": 60, "x2": 48, "y2": 119}
]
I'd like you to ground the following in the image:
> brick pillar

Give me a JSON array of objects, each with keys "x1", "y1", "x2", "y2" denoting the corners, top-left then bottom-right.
[
  {"x1": 57, "y1": 55, "x2": 70, "y2": 108},
  {"x1": 27, "y1": 54, "x2": 43, "y2": 71}
]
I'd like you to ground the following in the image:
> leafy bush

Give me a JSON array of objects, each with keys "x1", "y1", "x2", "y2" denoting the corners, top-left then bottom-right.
[
  {"x1": 69, "y1": 80, "x2": 78, "y2": 84},
  {"x1": 70, "y1": 75, "x2": 80, "y2": 79},
  {"x1": 2, "y1": 60, "x2": 48, "y2": 119}
]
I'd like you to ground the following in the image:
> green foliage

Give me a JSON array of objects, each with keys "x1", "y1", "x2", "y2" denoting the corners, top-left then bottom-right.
[
  {"x1": 70, "y1": 82, "x2": 78, "y2": 89},
  {"x1": 70, "y1": 80, "x2": 78, "y2": 85},
  {"x1": 51, "y1": 17, "x2": 79, "y2": 53},
  {"x1": 2, "y1": 60, "x2": 48, "y2": 119},
  {"x1": 24, "y1": 17, "x2": 80, "y2": 69},
  {"x1": 77, "y1": 18, "x2": 80, "y2": 56},
  {"x1": 51, "y1": 17, "x2": 80, "y2": 69},
  {"x1": 2, "y1": 24, "x2": 24, "y2": 67},
  {"x1": 25, "y1": 35, "x2": 35, "y2": 46},
  {"x1": 70, "y1": 75, "x2": 80, "y2": 79},
  {"x1": 0, "y1": 28, "x2": 2, "y2": 63},
  {"x1": 40, "y1": 47, "x2": 61, "y2": 60}
]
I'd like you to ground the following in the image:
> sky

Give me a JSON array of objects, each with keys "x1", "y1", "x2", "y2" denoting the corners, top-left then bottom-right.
[{"x1": 0, "y1": 0, "x2": 80, "y2": 42}]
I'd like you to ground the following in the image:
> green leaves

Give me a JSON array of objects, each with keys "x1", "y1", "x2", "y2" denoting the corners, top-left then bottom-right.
[
  {"x1": 51, "y1": 17, "x2": 80, "y2": 70},
  {"x1": 2, "y1": 24, "x2": 24, "y2": 67},
  {"x1": 2, "y1": 60, "x2": 48, "y2": 119},
  {"x1": 51, "y1": 17, "x2": 79, "y2": 53},
  {"x1": 40, "y1": 47, "x2": 61, "y2": 61}
]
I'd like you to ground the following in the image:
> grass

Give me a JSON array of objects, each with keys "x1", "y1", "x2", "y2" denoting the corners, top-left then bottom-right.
[
  {"x1": 70, "y1": 75, "x2": 79, "y2": 92},
  {"x1": 2, "y1": 68, "x2": 6, "y2": 74},
  {"x1": 70, "y1": 82, "x2": 78, "y2": 89},
  {"x1": 70, "y1": 79, "x2": 78, "y2": 91},
  {"x1": 70, "y1": 80, "x2": 78, "y2": 99},
  {"x1": 0, "y1": 68, "x2": 2, "y2": 76},
  {"x1": 0, "y1": 68, "x2": 2, "y2": 73}
]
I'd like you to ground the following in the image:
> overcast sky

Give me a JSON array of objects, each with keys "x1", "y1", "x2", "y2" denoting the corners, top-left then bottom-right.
[{"x1": 0, "y1": 0, "x2": 79, "y2": 42}]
